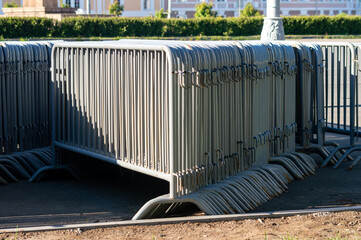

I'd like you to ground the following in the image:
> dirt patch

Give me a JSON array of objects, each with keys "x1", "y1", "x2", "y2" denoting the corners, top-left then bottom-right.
[{"x1": 2, "y1": 211, "x2": 361, "y2": 240}]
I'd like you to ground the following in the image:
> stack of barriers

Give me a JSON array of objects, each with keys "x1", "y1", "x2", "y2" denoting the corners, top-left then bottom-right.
[
  {"x1": 0, "y1": 41, "x2": 57, "y2": 185},
  {"x1": 50, "y1": 40, "x2": 320, "y2": 219},
  {"x1": 3, "y1": 40, "x2": 361, "y2": 217}
]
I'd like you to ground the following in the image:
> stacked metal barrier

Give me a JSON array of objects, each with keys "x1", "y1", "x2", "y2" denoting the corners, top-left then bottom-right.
[
  {"x1": 51, "y1": 40, "x2": 317, "y2": 218},
  {"x1": 0, "y1": 41, "x2": 55, "y2": 184},
  {"x1": 291, "y1": 42, "x2": 314, "y2": 147},
  {"x1": 315, "y1": 43, "x2": 359, "y2": 168},
  {"x1": 307, "y1": 43, "x2": 326, "y2": 146},
  {"x1": 287, "y1": 42, "x2": 336, "y2": 162},
  {"x1": 321, "y1": 43, "x2": 357, "y2": 144},
  {"x1": 2, "y1": 39, "x2": 361, "y2": 215}
]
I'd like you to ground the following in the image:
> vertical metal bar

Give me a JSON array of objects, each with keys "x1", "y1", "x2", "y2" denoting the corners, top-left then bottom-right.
[
  {"x1": 337, "y1": 46, "x2": 341, "y2": 130},
  {"x1": 343, "y1": 47, "x2": 347, "y2": 130},
  {"x1": 350, "y1": 45, "x2": 356, "y2": 146}
]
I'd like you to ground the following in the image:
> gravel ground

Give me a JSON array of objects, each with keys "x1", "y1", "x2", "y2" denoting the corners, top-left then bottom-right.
[{"x1": 2, "y1": 211, "x2": 361, "y2": 239}]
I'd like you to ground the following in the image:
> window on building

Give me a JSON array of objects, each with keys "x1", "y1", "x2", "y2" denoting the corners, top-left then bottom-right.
[
  {"x1": 65, "y1": 0, "x2": 71, "y2": 6},
  {"x1": 74, "y1": 0, "x2": 80, "y2": 8},
  {"x1": 217, "y1": 0, "x2": 225, "y2": 2},
  {"x1": 144, "y1": 0, "x2": 150, "y2": 9}
]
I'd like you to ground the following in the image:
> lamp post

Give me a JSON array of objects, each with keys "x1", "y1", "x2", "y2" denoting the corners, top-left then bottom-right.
[
  {"x1": 86, "y1": 0, "x2": 90, "y2": 14},
  {"x1": 260, "y1": 0, "x2": 285, "y2": 40},
  {"x1": 168, "y1": 0, "x2": 172, "y2": 18},
  {"x1": 238, "y1": 0, "x2": 240, "y2": 16}
]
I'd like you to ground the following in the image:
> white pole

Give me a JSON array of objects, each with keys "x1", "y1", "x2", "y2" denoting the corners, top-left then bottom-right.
[
  {"x1": 86, "y1": 0, "x2": 90, "y2": 14},
  {"x1": 267, "y1": 0, "x2": 280, "y2": 18},
  {"x1": 260, "y1": 0, "x2": 285, "y2": 40},
  {"x1": 238, "y1": 0, "x2": 240, "y2": 16},
  {"x1": 168, "y1": 0, "x2": 171, "y2": 18}
]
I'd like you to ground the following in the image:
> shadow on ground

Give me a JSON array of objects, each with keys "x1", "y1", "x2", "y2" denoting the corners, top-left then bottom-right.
[{"x1": 1, "y1": 133, "x2": 361, "y2": 229}]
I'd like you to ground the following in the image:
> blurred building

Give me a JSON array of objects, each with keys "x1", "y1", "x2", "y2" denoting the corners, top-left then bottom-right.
[
  {"x1": 172, "y1": 0, "x2": 361, "y2": 17},
  {"x1": 1, "y1": 0, "x2": 360, "y2": 17}
]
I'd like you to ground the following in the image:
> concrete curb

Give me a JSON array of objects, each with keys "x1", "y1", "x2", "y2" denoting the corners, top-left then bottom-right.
[{"x1": 1, "y1": 205, "x2": 361, "y2": 233}]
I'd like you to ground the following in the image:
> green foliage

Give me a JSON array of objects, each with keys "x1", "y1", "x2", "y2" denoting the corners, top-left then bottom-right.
[
  {"x1": 239, "y1": 3, "x2": 261, "y2": 17},
  {"x1": 54, "y1": 16, "x2": 263, "y2": 37},
  {"x1": 155, "y1": 8, "x2": 167, "y2": 19},
  {"x1": 4, "y1": 1, "x2": 19, "y2": 7},
  {"x1": 0, "y1": 17, "x2": 56, "y2": 38},
  {"x1": 109, "y1": 1, "x2": 124, "y2": 16},
  {"x1": 59, "y1": 1, "x2": 70, "y2": 8},
  {"x1": 337, "y1": 12, "x2": 348, "y2": 16},
  {"x1": 1, "y1": 16, "x2": 361, "y2": 39},
  {"x1": 195, "y1": 2, "x2": 217, "y2": 18},
  {"x1": 283, "y1": 15, "x2": 361, "y2": 35}
]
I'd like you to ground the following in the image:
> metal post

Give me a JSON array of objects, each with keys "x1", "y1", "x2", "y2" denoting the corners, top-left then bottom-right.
[
  {"x1": 260, "y1": 0, "x2": 285, "y2": 41},
  {"x1": 350, "y1": 53, "x2": 356, "y2": 146},
  {"x1": 168, "y1": 0, "x2": 172, "y2": 18},
  {"x1": 238, "y1": 0, "x2": 240, "y2": 17},
  {"x1": 86, "y1": 0, "x2": 90, "y2": 14}
]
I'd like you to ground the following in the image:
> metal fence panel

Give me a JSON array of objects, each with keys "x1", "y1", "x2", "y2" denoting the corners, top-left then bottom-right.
[
  {"x1": 319, "y1": 42, "x2": 357, "y2": 145},
  {"x1": 52, "y1": 41, "x2": 304, "y2": 199}
]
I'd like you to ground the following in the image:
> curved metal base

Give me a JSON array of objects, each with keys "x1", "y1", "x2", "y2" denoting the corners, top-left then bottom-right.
[
  {"x1": 296, "y1": 144, "x2": 331, "y2": 160},
  {"x1": 321, "y1": 145, "x2": 360, "y2": 168},
  {"x1": 333, "y1": 146, "x2": 361, "y2": 168},
  {"x1": 324, "y1": 141, "x2": 353, "y2": 161},
  {"x1": 133, "y1": 165, "x2": 295, "y2": 220},
  {"x1": 29, "y1": 165, "x2": 81, "y2": 182},
  {"x1": 348, "y1": 155, "x2": 361, "y2": 170},
  {"x1": 132, "y1": 195, "x2": 207, "y2": 220},
  {"x1": 133, "y1": 152, "x2": 318, "y2": 220}
]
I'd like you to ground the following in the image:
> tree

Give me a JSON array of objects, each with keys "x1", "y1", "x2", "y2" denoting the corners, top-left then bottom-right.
[
  {"x1": 239, "y1": 3, "x2": 261, "y2": 17},
  {"x1": 195, "y1": 2, "x2": 217, "y2": 18},
  {"x1": 4, "y1": 1, "x2": 19, "y2": 7},
  {"x1": 337, "y1": 12, "x2": 348, "y2": 16},
  {"x1": 59, "y1": 0, "x2": 70, "y2": 8},
  {"x1": 109, "y1": 1, "x2": 124, "y2": 16},
  {"x1": 155, "y1": 8, "x2": 167, "y2": 18}
]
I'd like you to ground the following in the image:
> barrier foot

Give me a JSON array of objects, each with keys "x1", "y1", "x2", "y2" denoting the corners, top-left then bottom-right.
[
  {"x1": 133, "y1": 164, "x2": 307, "y2": 220},
  {"x1": 28, "y1": 165, "x2": 81, "y2": 182},
  {"x1": 132, "y1": 195, "x2": 210, "y2": 220},
  {"x1": 324, "y1": 141, "x2": 354, "y2": 161},
  {"x1": 296, "y1": 144, "x2": 338, "y2": 166},
  {"x1": 348, "y1": 155, "x2": 361, "y2": 170},
  {"x1": 333, "y1": 146, "x2": 361, "y2": 169}
]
